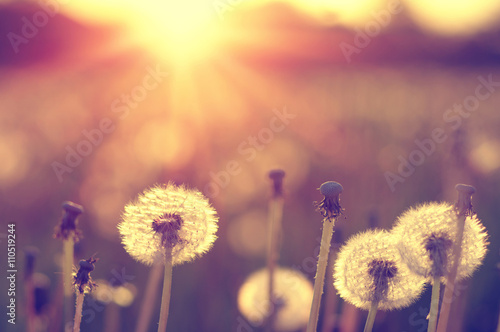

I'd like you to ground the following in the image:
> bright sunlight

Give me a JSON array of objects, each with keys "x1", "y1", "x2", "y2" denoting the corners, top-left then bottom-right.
[{"x1": 63, "y1": 0, "x2": 224, "y2": 63}]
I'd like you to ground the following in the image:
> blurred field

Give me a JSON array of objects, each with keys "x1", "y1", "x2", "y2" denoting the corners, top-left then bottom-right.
[{"x1": 0, "y1": 1, "x2": 499, "y2": 331}]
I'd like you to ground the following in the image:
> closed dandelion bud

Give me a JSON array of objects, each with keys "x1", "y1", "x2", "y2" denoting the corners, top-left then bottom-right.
[
  {"x1": 391, "y1": 202, "x2": 488, "y2": 282},
  {"x1": 269, "y1": 169, "x2": 286, "y2": 197},
  {"x1": 238, "y1": 267, "x2": 314, "y2": 331},
  {"x1": 54, "y1": 201, "x2": 84, "y2": 241},
  {"x1": 118, "y1": 183, "x2": 219, "y2": 266},
  {"x1": 333, "y1": 229, "x2": 425, "y2": 310},
  {"x1": 316, "y1": 181, "x2": 344, "y2": 220},
  {"x1": 455, "y1": 184, "x2": 475, "y2": 216},
  {"x1": 73, "y1": 257, "x2": 97, "y2": 294}
]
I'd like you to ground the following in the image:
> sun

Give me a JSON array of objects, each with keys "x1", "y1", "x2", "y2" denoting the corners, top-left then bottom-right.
[
  {"x1": 63, "y1": 0, "x2": 225, "y2": 64},
  {"x1": 127, "y1": 0, "x2": 225, "y2": 63}
]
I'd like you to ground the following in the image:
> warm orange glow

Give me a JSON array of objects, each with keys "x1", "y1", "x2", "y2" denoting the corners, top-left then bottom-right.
[
  {"x1": 403, "y1": 0, "x2": 500, "y2": 35},
  {"x1": 293, "y1": 0, "x2": 386, "y2": 25},
  {"x1": 470, "y1": 139, "x2": 500, "y2": 174},
  {"x1": 63, "y1": 0, "x2": 224, "y2": 63},
  {"x1": 61, "y1": 0, "x2": 500, "y2": 67}
]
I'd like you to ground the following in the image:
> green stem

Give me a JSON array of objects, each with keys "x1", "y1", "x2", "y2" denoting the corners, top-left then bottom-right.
[
  {"x1": 158, "y1": 250, "x2": 173, "y2": 332},
  {"x1": 428, "y1": 277, "x2": 441, "y2": 332},
  {"x1": 363, "y1": 301, "x2": 379, "y2": 332},
  {"x1": 306, "y1": 218, "x2": 335, "y2": 332}
]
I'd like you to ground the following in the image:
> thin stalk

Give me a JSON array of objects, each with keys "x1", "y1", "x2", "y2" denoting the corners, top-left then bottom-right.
[
  {"x1": 321, "y1": 248, "x2": 339, "y2": 332},
  {"x1": 496, "y1": 305, "x2": 500, "y2": 332},
  {"x1": 73, "y1": 292, "x2": 84, "y2": 332},
  {"x1": 103, "y1": 302, "x2": 120, "y2": 332},
  {"x1": 157, "y1": 249, "x2": 173, "y2": 332},
  {"x1": 135, "y1": 263, "x2": 163, "y2": 332},
  {"x1": 306, "y1": 218, "x2": 335, "y2": 332},
  {"x1": 363, "y1": 301, "x2": 379, "y2": 332},
  {"x1": 436, "y1": 204, "x2": 467, "y2": 332},
  {"x1": 339, "y1": 302, "x2": 359, "y2": 332},
  {"x1": 428, "y1": 277, "x2": 441, "y2": 332},
  {"x1": 63, "y1": 238, "x2": 75, "y2": 295},
  {"x1": 25, "y1": 276, "x2": 35, "y2": 332},
  {"x1": 63, "y1": 237, "x2": 74, "y2": 328},
  {"x1": 266, "y1": 196, "x2": 284, "y2": 331}
]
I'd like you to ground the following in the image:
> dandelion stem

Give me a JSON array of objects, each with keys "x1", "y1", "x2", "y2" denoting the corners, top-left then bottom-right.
[
  {"x1": 63, "y1": 238, "x2": 74, "y2": 296},
  {"x1": 103, "y1": 302, "x2": 120, "y2": 332},
  {"x1": 63, "y1": 237, "x2": 74, "y2": 327},
  {"x1": 25, "y1": 275, "x2": 35, "y2": 332},
  {"x1": 306, "y1": 217, "x2": 335, "y2": 332},
  {"x1": 436, "y1": 185, "x2": 474, "y2": 332},
  {"x1": 25, "y1": 247, "x2": 38, "y2": 332},
  {"x1": 496, "y1": 305, "x2": 500, "y2": 332},
  {"x1": 363, "y1": 301, "x2": 378, "y2": 332},
  {"x1": 73, "y1": 292, "x2": 84, "y2": 332},
  {"x1": 266, "y1": 195, "x2": 284, "y2": 331},
  {"x1": 320, "y1": 248, "x2": 339, "y2": 332},
  {"x1": 158, "y1": 249, "x2": 173, "y2": 332},
  {"x1": 428, "y1": 277, "x2": 441, "y2": 332},
  {"x1": 135, "y1": 263, "x2": 163, "y2": 332}
]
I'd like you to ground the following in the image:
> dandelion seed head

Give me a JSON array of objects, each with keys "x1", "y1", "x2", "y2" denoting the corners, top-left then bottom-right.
[
  {"x1": 392, "y1": 202, "x2": 488, "y2": 282},
  {"x1": 368, "y1": 259, "x2": 398, "y2": 303},
  {"x1": 237, "y1": 267, "x2": 313, "y2": 331},
  {"x1": 118, "y1": 183, "x2": 219, "y2": 266},
  {"x1": 424, "y1": 233, "x2": 453, "y2": 277},
  {"x1": 333, "y1": 229, "x2": 425, "y2": 310}
]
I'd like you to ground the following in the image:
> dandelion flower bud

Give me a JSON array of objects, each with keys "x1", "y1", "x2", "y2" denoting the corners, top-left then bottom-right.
[
  {"x1": 391, "y1": 202, "x2": 488, "y2": 282},
  {"x1": 455, "y1": 184, "x2": 476, "y2": 216},
  {"x1": 269, "y1": 169, "x2": 286, "y2": 197},
  {"x1": 238, "y1": 267, "x2": 313, "y2": 331},
  {"x1": 118, "y1": 183, "x2": 219, "y2": 266},
  {"x1": 316, "y1": 181, "x2": 344, "y2": 220},
  {"x1": 73, "y1": 257, "x2": 97, "y2": 294},
  {"x1": 54, "y1": 201, "x2": 84, "y2": 241},
  {"x1": 333, "y1": 229, "x2": 425, "y2": 310}
]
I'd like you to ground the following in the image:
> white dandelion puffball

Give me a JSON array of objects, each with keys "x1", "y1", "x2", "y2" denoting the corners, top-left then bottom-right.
[
  {"x1": 391, "y1": 202, "x2": 488, "y2": 282},
  {"x1": 118, "y1": 183, "x2": 219, "y2": 266},
  {"x1": 237, "y1": 267, "x2": 313, "y2": 331},
  {"x1": 333, "y1": 229, "x2": 426, "y2": 310}
]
